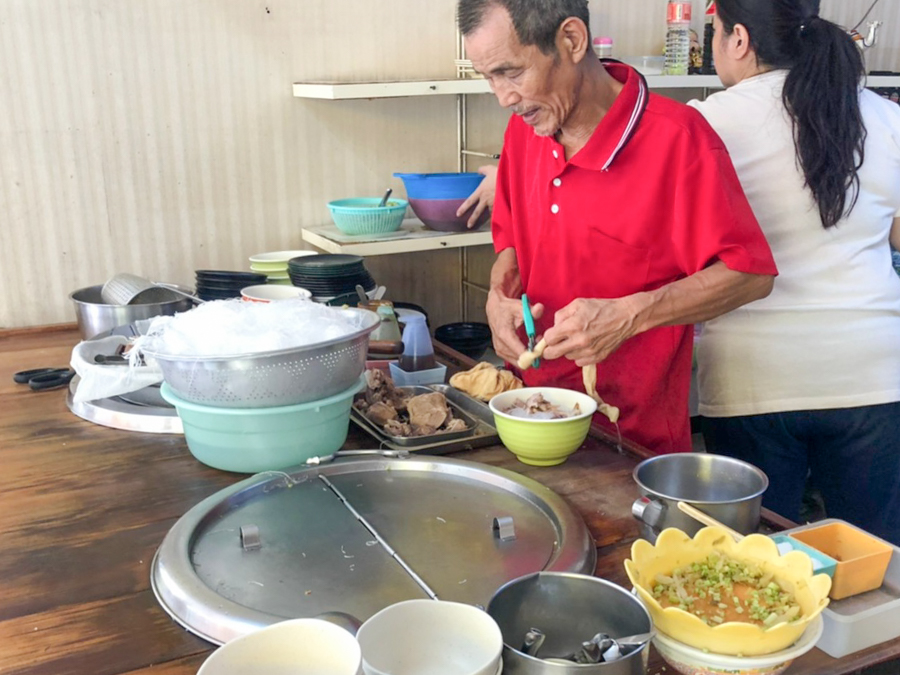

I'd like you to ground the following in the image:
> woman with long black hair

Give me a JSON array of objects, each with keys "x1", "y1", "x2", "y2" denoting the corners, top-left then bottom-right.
[{"x1": 692, "y1": 0, "x2": 900, "y2": 543}]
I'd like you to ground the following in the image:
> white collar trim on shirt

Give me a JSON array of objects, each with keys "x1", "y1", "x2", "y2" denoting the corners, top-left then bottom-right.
[{"x1": 600, "y1": 72, "x2": 648, "y2": 172}]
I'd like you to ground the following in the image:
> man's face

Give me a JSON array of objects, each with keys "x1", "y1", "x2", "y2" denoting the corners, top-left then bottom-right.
[{"x1": 465, "y1": 5, "x2": 577, "y2": 137}]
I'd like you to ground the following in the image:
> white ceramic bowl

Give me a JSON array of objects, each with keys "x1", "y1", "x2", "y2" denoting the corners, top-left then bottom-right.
[
  {"x1": 653, "y1": 615, "x2": 824, "y2": 675},
  {"x1": 196, "y1": 618, "x2": 362, "y2": 675},
  {"x1": 356, "y1": 599, "x2": 502, "y2": 675},
  {"x1": 240, "y1": 285, "x2": 312, "y2": 303}
]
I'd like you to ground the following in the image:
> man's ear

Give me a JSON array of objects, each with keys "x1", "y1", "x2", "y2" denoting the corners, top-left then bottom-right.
[{"x1": 558, "y1": 17, "x2": 590, "y2": 63}]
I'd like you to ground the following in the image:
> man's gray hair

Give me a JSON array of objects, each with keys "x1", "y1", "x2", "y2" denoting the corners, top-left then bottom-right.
[{"x1": 457, "y1": 0, "x2": 591, "y2": 55}]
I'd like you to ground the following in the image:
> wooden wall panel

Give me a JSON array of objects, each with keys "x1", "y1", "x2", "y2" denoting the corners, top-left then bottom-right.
[{"x1": 1, "y1": 0, "x2": 897, "y2": 329}]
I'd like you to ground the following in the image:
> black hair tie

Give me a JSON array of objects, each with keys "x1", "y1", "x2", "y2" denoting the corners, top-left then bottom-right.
[{"x1": 799, "y1": 14, "x2": 819, "y2": 36}]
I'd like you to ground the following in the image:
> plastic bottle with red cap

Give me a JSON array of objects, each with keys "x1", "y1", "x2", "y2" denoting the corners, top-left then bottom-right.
[
  {"x1": 592, "y1": 36, "x2": 613, "y2": 60},
  {"x1": 664, "y1": 0, "x2": 692, "y2": 75}
]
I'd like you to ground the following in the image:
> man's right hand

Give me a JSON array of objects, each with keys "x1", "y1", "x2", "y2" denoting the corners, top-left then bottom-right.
[{"x1": 486, "y1": 287, "x2": 544, "y2": 365}]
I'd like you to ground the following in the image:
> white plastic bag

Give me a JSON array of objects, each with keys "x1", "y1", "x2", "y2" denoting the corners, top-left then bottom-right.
[{"x1": 70, "y1": 336, "x2": 163, "y2": 403}]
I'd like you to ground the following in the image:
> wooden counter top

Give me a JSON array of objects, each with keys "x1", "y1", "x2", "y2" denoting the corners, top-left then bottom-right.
[{"x1": 1, "y1": 327, "x2": 897, "y2": 675}]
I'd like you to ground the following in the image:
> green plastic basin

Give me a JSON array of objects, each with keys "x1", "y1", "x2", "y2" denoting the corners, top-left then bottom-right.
[{"x1": 160, "y1": 376, "x2": 364, "y2": 473}]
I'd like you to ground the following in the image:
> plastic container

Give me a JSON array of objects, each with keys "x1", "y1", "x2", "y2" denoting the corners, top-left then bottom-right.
[
  {"x1": 780, "y1": 519, "x2": 900, "y2": 658},
  {"x1": 789, "y1": 520, "x2": 893, "y2": 599},
  {"x1": 770, "y1": 534, "x2": 838, "y2": 578},
  {"x1": 393, "y1": 172, "x2": 485, "y2": 200},
  {"x1": 388, "y1": 361, "x2": 447, "y2": 387},
  {"x1": 593, "y1": 36, "x2": 613, "y2": 59},
  {"x1": 398, "y1": 314, "x2": 436, "y2": 371},
  {"x1": 327, "y1": 197, "x2": 408, "y2": 236},
  {"x1": 393, "y1": 172, "x2": 489, "y2": 232},
  {"x1": 160, "y1": 377, "x2": 364, "y2": 473},
  {"x1": 664, "y1": 0, "x2": 692, "y2": 75}
]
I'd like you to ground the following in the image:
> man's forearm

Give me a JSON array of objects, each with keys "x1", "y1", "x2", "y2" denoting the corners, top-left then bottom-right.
[
  {"x1": 490, "y1": 247, "x2": 522, "y2": 299},
  {"x1": 628, "y1": 261, "x2": 774, "y2": 334}
]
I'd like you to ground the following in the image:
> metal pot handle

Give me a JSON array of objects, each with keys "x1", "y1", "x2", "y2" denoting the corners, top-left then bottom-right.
[{"x1": 632, "y1": 496, "x2": 666, "y2": 529}]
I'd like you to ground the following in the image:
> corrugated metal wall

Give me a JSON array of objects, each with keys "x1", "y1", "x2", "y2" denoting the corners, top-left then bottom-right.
[{"x1": 1, "y1": 0, "x2": 897, "y2": 329}]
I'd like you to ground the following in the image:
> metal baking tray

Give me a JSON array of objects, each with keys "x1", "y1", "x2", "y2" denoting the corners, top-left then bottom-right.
[{"x1": 351, "y1": 384, "x2": 499, "y2": 454}]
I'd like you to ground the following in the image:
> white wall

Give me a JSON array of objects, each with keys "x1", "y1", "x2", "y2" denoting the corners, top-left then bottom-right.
[{"x1": 1, "y1": 0, "x2": 897, "y2": 329}]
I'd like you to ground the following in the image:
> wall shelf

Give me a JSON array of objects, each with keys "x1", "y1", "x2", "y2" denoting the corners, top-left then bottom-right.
[
  {"x1": 301, "y1": 218, "x2": 492, "y2": 256},
  {"x1": 293, "y1": 74, "x2": 900, "y2": 100},
  {"x1": 292, "y1": 79, "x2": 493, "y2": 99}
]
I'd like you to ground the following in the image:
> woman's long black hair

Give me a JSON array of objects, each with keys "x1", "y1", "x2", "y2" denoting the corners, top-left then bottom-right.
[{"x1": 716, "y1": 0, "x2": 867, "y2": 229}]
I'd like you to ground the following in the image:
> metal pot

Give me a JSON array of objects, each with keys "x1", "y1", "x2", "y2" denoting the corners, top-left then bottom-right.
[
  {"x1": 487, "y1": 572, "x2": 651, "y2": 675},
  {"x1": 70, "y1": 285, "x2": 192, "y2": 339},
  {"x1": 631, "y1": 453, "x2": 768, "y2": 543}
]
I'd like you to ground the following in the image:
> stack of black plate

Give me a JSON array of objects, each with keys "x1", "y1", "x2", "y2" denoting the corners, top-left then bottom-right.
[
  {"x1": 195, "y1": 270, "x2": 268, "y2": 301},
  {"x1": 287, "y1": 254, "x2": 376, "y2": 301}
]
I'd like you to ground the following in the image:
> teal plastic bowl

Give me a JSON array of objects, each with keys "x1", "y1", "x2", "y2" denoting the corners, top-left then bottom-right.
[
  {"x1": 327, "y1": 198, "x2": 408, "y2": 236},
  {"x1": 160, "y1": 377, "x2": 364, "y2": 473}
]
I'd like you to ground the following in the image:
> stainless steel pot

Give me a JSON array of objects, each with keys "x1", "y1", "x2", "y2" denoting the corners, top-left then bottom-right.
[
  {"x1": 631, "y1": 453, "x2": 768, "y2": 543},
  {"x1": 70, "y1": 285, "x2": 192, "y2": 339},
  {"x1": 487, "y1": 572, "x2": 651, "y2": 675}
]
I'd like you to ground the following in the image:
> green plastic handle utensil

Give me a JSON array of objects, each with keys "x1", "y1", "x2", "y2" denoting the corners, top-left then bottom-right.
[{"x1": 522, "y1": 294, "x2": 540, "y2": 368}]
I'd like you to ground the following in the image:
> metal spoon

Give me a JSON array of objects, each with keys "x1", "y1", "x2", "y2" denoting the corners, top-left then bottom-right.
[{"x1": 378, "y1": 187, "x2": 393, "y2": 207}]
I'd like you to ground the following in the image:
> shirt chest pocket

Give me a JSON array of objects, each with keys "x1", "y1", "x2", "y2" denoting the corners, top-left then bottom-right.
[{"x1": 582, "y1": 225, "x2": 652, "y2": 299}]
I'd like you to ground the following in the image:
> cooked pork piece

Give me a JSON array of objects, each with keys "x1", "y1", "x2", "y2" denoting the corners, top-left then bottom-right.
[
  {"x1": 443, "y1": 418, "x2": 467, "y2": 433},
  {"x1": 407, "y1": 392, "x2": 450, "y2": 430},
  {"x1": 365, "y1": 401, "x2": 398, "y2": 427},
  {"x1": 383, "y1": 419, "x2": 412, "y2": 437}
]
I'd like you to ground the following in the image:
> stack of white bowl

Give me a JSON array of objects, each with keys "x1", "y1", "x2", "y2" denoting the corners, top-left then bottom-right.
[{"x1": 248, "y1": 250, "x2": 318, "y2": 285}]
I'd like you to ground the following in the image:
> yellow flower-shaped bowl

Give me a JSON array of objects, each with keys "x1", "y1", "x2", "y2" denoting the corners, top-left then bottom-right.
[{"x1": 624, "y1": 527, "x2": 831, "y2": 656}]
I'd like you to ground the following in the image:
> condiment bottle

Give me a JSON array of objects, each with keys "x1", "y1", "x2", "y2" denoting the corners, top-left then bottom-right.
[
  {"x1": 398, "y1": 315, "x2": 436, "y2": 372},
  {"x1": 592, "y1": 36, "x2": 613, "y2": 60}
]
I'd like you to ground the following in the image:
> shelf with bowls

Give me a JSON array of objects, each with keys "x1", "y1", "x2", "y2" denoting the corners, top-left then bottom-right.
[{"x1": 301, "y1": 218, "x2": 492, "y2": 256}]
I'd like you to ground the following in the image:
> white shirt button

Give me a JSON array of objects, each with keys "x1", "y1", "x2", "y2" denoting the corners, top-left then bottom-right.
[
  {"x1": 553, "y1": 178, "x2": 562, "y2": 187},
  {"x1": 551, "y1": 204, "x2": 559, "y2": 214},
  {"x1": 552, "y1": 150, "x2": 559, "y2": 159}
]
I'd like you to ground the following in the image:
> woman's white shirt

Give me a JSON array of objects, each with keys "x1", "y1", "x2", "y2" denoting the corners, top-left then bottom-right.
[{"x1": 690, "y1": 70, "x2": 900, "y2": 416}]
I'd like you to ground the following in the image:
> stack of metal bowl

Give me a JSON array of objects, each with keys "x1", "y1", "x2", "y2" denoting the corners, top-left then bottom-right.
[{"x1": 70, "y1": 285, "x2": 193, "y2": 340}]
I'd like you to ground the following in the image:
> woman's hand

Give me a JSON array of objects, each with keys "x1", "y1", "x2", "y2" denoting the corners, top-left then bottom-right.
[{"x1": 456, "y1": 165, "x2": 498, "y2": 229}]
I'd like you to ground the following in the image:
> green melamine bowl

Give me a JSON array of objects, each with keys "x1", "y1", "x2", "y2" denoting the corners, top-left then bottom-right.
[{"x1": 488, "y1": 387, "x2": 597, "y2": 466}]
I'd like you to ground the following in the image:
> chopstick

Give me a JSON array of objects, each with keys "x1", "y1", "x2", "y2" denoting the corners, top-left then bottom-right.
[{"x1": 677, "y1": 501, "x2": 745, "y2": 541}]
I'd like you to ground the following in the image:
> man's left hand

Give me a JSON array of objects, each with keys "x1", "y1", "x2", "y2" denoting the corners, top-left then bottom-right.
[{"x1": 541, "y1": 296, "x2": 644, "y2": 366}]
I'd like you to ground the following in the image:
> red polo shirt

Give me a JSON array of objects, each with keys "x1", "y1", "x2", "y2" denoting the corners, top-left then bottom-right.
[{"x1": 492, "y1": 62, "x2": 777, "y2": 454}]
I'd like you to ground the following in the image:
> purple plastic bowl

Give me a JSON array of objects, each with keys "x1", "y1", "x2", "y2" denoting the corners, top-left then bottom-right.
[{"x1": 408, "y1": 198, "x2": 491, "y2": 232}]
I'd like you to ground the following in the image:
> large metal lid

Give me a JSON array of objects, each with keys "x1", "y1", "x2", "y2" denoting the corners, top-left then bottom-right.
[{"x1": 152, "y1": 455, "x2": 596, "y2": 645}]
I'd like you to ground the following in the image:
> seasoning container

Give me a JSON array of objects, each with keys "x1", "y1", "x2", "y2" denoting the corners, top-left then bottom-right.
[{"x1": 592, "y1": 36, "x2": 613, "y2": 59}]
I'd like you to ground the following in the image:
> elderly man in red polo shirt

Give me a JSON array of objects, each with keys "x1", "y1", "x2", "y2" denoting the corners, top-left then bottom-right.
[{"x1": 456, "y1": 0, "x2": 777, "y2": 454}]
